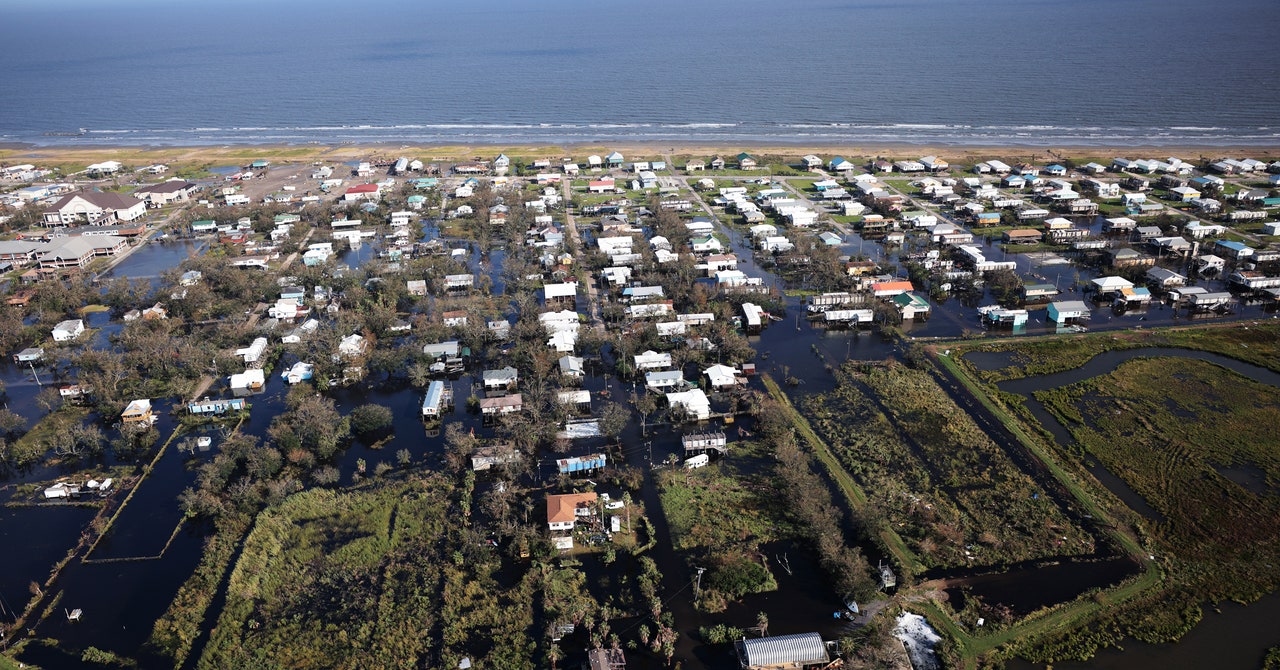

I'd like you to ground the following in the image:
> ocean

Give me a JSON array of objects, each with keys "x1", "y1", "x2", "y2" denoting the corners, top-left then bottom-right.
[{"x1": 2, "y1": 0, "x2": 1278, "y2": 147}]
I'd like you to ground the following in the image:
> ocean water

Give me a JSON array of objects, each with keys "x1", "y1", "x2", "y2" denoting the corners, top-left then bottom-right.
[{"x1": 1, "y1": 0, "x2": 1278, "y2": 147}]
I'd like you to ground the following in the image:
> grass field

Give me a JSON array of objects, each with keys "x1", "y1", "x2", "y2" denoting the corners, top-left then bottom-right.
[
  {"x1": 197, "y1": 477, "x2": 538, "y2": 669},
  {"x1": 1038, "y1": 357, "x2": 1280, "y2": 602},
  {"x1": 656, "y1": 441, "x2": 790, "y2": 605}
]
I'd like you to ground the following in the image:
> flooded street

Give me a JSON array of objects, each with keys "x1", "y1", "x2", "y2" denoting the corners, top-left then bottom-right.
[{"x1": 4, "y1": 193, "x2": 1279, "y2": 668}]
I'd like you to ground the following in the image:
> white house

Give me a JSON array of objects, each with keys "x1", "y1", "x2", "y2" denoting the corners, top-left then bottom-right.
[
  {"x1": 51, "y1": 319, "x2": 85, "y2": 342},
  {"x1": 634, "y1": 350, "x2": 672, "y2": 371},
  {"x1": 666, "y1": 389, "x2": 711, "y2": 421},
  {"x1": 336, "y1": 334, "x2": 367, "y2": 359},
  {"x1": 704, "y1": 364, "x2": 741, "y2": 389}
]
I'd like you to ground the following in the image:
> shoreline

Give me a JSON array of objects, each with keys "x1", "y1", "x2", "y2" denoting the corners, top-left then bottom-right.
[{"x1": 3, "y1": 141, "x2": 1279, "y2": 167}]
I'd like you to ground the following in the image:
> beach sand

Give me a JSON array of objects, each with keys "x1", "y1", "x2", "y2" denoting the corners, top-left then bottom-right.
[{"x1": 2, "y1": 142, "x2": 1277, "y2": 171}]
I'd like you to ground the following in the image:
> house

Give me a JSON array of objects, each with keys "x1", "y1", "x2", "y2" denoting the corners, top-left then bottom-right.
[
  {"x1": 801, "y1": 154, "x2": 823, "y2": 170},
  {"x1": 42, "y1": 191, "x2": 146, "y2": 226},
  {"x1": 634, "y1": 350, "x2": 672, "y2": 371},
  {"x1": 893, "y1": 292, "x2": 931, "y2": 319},
  {"x1": 33, "y1": 236, "x2": 128, "y2": 270},
  {"x1": 1215, "y1": 240, "x2": 1254, "y2": 259},
  {"x1": 543, "y1": 282, "x2": 578, "y2": 306},
  {"x1": 704, "y1": 364, "x2": 741, "y2": 389},
  {"x1": 13, "y1": 347, "x2": 44, "y2": 363},
  {"x1": 666, "y1": 388, "x2": 711, "y2": 421},
  {"x1": 1104, "y1": 216, "x2": 1137, "y2": 233},
  {"x1": 1022, "y1": 283, "x2": 1059, "y2": 302},
  {"x1": 442, "y1": 310, "x2": 468, "y2": 327},
  {"x1": 1047, "y1": 300, "x2": 1091, "y2": 324},
  {"x1": 482, "y1": 366, "x2": 519, "y2": 391},
  {"x1": 468, "y1": 444, "x2": 520, "y2": 472},
  {"x1": 645, "y1": 370, "x2": 685, "y2": 391},
  {"x1": 51, "y1": 319, "x2": 85, "y2": 342},
  {"x1": 229, "y1": 368, "x2": 266, "y2": 391},
  {"x1": 586, "y1": 648, "x2": 627, "y2": 670},
  {"x1": 559, "y1": 355, "x2": 585, "y2": 378},
  {"x1": 921, "y1": 155, "x2": 949, "y2": 172},
  {"x1": 710, "y1": 157, "x2": 726, "y2": 170},
  {"x1": 1004, "y1": 229, "x2": 1043, "y2": 243},
  {"x1": 336, "y1": 334, "x2": 367, "y2": 359},
  {"x1": 1184, "y1": 222, "x2": 1225, "y2": 239},
  {"x1": 690, "y1": 236, "x2": 723, "y2": 254},
  {"x1": 422, "y1": 340, "x2": 462, "y2": 359},
  {"x1": 1110, "y1": 247, "x2": 1155, "y2": 268},
  {"x1": 871, "y1": 280, "x2": 913, "y2": 298},
  {"x1": 737, "y1": 152, "x2": 758, "y2": 170},
  {"x1": 1146, "y1": 267, "x2": 1187, "y2": 288},
  {"x1": 605, "y1": 152, "x2": 624, "y2": 168},
  {"x1": 479, "y1": 394, "x2": 522, "y2": 416},
  {"x1": 120, "y1": 399, "x2": 155, "y2": 424},
  {"x1": 268, "y1": 298, "x2": 308, "y2": 320},
  {"x1": 132, "y1": 180, "x2": 198, "y2": 207},
  {"x1": 1170, "y1": 186, "x2": 1201, "y2": 202},
  {"x1": 558, "y1": 453, "x2": 607, "y2": 475},
  {"x1": 188, "y1": 397, "x2": 247, "y2": 416},
  {"x1": 85, "y1": 160, "x2": 123, "y2": 176},
  {"x1": 342, "y1": 183, "x2": 381, "y2": 202},
  {"x1": 444, "y1": 274, "x2": 475, "y2": 290},
  {"x1": 546, "y1": 492, "x2": 598, "y2": 532}
]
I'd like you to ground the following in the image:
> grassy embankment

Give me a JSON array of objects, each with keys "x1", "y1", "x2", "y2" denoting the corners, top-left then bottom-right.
[
  {"x1": 960, "y1": 322, "x2": 1280, "y2": 384},
  {"x1": 759, "y1": 375, "x2": 922, "y2": 576},
  {"x1": 931, "y1": 351, "x2": 1160, "y2": 667}
]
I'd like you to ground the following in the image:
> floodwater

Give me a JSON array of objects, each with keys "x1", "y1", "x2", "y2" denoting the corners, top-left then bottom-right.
[
  {"x1": 1007, "y1": 591, "x2": 1280, "y2": 670},
  {"x1": 985, "y1": 346, "x2": 1280, "y2": 669},
  {"x1": 100, "y1": 239, "x2": 204, "y2": 284},
  {"x1": 995, "y1": 347, "x2": 1280, "y2": 522},
  {"x1": 8, "y1": 206, "x2": 1280, "y2": 669}
]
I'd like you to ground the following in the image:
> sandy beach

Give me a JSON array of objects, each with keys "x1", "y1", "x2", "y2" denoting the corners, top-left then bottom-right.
[{"x1": 3, "y1": 142, "x2": 1278, "y2": 172}]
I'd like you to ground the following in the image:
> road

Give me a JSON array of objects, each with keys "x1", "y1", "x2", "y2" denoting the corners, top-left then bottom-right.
[{"x1": 561, "y1": 179, "x2": 606, "y2": 334}]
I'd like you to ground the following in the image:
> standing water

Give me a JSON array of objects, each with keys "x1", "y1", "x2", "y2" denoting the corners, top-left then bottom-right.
[{"x1": 893, "y1": 613, "x2": 942, "y2": 670}]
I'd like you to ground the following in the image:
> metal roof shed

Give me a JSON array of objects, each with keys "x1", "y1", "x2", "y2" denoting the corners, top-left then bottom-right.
[{"x1": 737, "y1": 632, "x2": 829, "y2": 669}]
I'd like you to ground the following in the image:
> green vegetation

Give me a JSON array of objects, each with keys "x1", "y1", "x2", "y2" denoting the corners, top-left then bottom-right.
[
  {"x1": 148, "y1": 516, "x2": 253, "y2": 667},
  {"x1": 199, "y1": 478, "x2": 539, "y2": 669},
  {"x1": 757, "y1": 376, "x2": 881, "y2": 600},
  {"x1": 960, "y1": 322, "x2": 1280, "y2": 383},
  {"x1": 930, "y1": 326, "x2": 1280, "y2": 666},
  {"x1": 656, "y1": 441, "x2": 789, "y2": 607},
  {"x1": 1038, "y1": 358, "x2": 1280, "y2": 604},
  {"x1": 802, "y1": 362, "x2": 1094, "y2": 571}
]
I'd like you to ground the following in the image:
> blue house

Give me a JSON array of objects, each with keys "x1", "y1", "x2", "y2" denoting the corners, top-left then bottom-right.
[
  {"x1": 187, "y1": 398, "x2": 246, "y2": 415},
  {"x1": 1045, "y1": 164, "x2": 1067, "y2": 176},
  {"x1": 557, "y1": 453, "x2": 607, "y2": 474}
]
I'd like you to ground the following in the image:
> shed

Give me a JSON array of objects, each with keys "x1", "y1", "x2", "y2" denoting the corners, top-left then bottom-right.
[{"x1": 737, "y1": 632, "x2": 829, "y2": 670}]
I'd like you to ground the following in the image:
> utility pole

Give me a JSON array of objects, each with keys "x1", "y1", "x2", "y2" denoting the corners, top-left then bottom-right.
[
  {"x1": 29, "y1": 362, "x2": 41, "y2": 386},
  {"x1": 693, "y1": 566, "x2": 705, "y2": 601}
]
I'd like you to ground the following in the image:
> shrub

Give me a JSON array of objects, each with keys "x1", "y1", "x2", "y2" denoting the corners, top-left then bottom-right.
[{"x1": 350, "y1": 404, "x2": 393, "y2": 435}]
